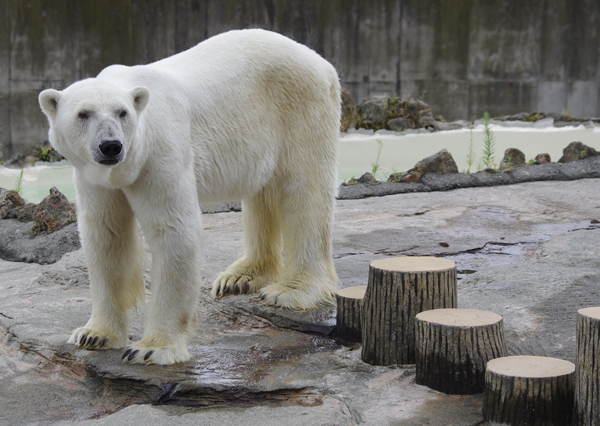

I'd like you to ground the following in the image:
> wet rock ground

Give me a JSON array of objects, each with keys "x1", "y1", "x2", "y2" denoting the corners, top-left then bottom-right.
[{"x1": 2, "y1": 178, "x2": 600, "y2": 425}]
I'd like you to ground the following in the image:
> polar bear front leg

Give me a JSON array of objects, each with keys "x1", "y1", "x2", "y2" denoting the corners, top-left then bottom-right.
[
  {"x1": 69, "y1": 182, "x2": 146, "y2": 351},
  {"x1": 212, "y1": 189, "x2": 282, "y2": 297},
  {"x1": 122, "y1": 181, "x2": 202, "y2": 365}
]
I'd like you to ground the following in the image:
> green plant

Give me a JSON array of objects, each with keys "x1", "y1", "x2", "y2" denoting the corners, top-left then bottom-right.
[
  {"x1": 466, "y1": 126, "x2": 475, "y2": 173},
  {"x1": 14, "y1": 169, "x2": 24, "y2": 195},
  {"x1": 528, "y1": 158, "x2": 537, "y2": 165},
  {"x1": 39, "y1": 146, "x2": 51, "y2": 161},
  {"x1": 371, "y1": 139, "x2": 383, "y2": 177},
  {"x1": 481, "y1": 112, "x2": 496, "y2": 169}
]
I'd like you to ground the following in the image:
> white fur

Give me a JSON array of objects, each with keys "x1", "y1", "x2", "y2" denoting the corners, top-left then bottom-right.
[{"x1": 39, "y1": 29, "x2": 340, "y2": 365}]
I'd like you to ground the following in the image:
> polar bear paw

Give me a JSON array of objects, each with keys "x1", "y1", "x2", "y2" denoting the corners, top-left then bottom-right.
[
  {"x1": 121, "y1": 340, "x2": 192, "y2": 365},
  {"x1": 211, "y1": 270, "x2": 272, "y2": 298},
  {"x1": 68, "y1": 326, "x2": 127, "y2": 350},
  {"x1": 258, "y1": 280, "x2": 337, "y2": 310}
]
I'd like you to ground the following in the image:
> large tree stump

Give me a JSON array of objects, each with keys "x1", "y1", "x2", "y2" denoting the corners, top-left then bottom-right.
[
  {"x1": 335, "y1": 285, "x2": 367, "y2": 342},
  {"x1": 484, "y1": 356, "x2": 575, "y2": 426},
  {"x1": 576, "y1": 307, "x2": 600, "y2": 425},
  {"x1": 361, "y1": 256, "x2": 457, "y2": 365},
  {"x1": 415, "y1": 308, "x2": 507, "y2": 394}
]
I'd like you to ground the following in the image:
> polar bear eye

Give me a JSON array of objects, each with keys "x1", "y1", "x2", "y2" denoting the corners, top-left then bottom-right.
[
  {"x1": 118, "y1": 110, "x2": 127, "y2": 119},
  {"x1": 78, "y1": 111, "x2": 90, "y2": 120}
]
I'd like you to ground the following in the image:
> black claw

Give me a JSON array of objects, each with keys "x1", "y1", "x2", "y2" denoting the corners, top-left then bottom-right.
[
  {"x1": 99, "y1": 337, "x2": 108, "y2": 348},
  {"x1": 128, "y1": 350, "x2": 139, "y2": 361},
  {"x1": 233, "y1": 284, "x2": 240, "y2": 294},
  {"x1": 85, "y1": 335, "x2": 94, "y2": 347},
  {"x1": 144, "y1": 350, "x2": 154, "y2": 361},
  {"x1": 260, "y1": 293, "x2": 266, "y2": 300},
  {"x1": 80, "y1": 334, "x2": 88, "y2": 346},
  {"x1": 122, "y1": 348, "x2": 132, "y2": 360},
  {"x1": 91, "y1": 336, "x2": 99, "y2": 346}
]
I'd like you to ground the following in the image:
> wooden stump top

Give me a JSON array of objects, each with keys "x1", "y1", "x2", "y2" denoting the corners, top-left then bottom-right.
[
  {"x1": 337, "y1": 285, "x2": 367, "y2": 299},
  {"x1": 487, "y1": 356, "x2": 575, "y2": 378},
  {"x1": 578, "y1": 306, "x2": 600, "y2": 320},
  {"x1": 370, "y1": 256, "x2": 455, "y2": 272},
  {"x1": 416, "y1": 309, "x2": 502, "y2": 327}
]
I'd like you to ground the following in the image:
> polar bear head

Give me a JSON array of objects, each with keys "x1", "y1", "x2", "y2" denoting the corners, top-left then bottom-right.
[{"x1": 39, "y1": 79, "x2": 149, "y2": 178}]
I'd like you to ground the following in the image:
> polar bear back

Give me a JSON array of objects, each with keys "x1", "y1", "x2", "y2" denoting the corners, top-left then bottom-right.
[{"x1": 98, "y1": 29, "x2": 340, "y2": 204}]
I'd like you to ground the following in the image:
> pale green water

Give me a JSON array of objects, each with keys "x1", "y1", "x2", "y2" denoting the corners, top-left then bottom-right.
[{"x1": 3, "y1": 124, "x2": 599, "y2": 204}]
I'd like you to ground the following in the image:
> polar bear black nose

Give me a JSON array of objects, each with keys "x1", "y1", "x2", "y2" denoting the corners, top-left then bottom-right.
[{"x1": 99, "y1": 140, "x2": 122, "y2": 157}]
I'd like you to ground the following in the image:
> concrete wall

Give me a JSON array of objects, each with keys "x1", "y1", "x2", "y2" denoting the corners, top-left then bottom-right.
[{"x1": 2, "y1": 0, "x2": 599, "y2": 156}]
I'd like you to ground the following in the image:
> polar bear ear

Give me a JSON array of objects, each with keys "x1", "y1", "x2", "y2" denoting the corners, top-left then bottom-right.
[
  {"x1": 131, "y1": 87, "x2": 150, "y2": 114},
  {"x1": 39, "y1": 89, "x2": 62, "y2": 120}
]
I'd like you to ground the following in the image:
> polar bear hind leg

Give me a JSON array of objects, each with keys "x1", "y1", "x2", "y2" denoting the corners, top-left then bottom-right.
[
  {"x1": 211, "y1": 186, "x2": 283, "y2": 297},
  {"x1": 258, "y1": 181, "x2": 339, "y2": 310}
]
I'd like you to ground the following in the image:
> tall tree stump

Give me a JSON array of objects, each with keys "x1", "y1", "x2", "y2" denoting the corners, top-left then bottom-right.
[
  {"x1": 334, "y1": 285, "x2": 367, "y2": 342},
  {"x1": 576, "y1": 307, "x2": 600, "y2": 425},
  {"x1": 484, "y1": 356, "x2": 575, "y2": 426},
  {"x1": 361, "y1": 256, "x2": 457, "y2": 365},
  {"x1": 415, "y1": 308, "x2": 507, "y2": 394}
]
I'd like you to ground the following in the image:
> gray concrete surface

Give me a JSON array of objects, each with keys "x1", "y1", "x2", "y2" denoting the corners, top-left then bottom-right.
[
  {"x1": 1, "y1": 178, "x2": 600, "y2": 425},
  {"x1": 4, "y1": 1, "x2": 600, "y2": 156}
]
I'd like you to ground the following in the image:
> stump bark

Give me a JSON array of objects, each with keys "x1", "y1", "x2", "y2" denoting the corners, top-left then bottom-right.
[
  {"x1": 484, "y1": 356, "x2": 575, "y2": 426},
  {"x1": 335, "y1": 285, "x2": 367, "y2": 342},
  {"x1": 361, "y1": 256, "x2": 457, "y2": 365},
  {"x1": 576, "y1": 307, "x2": 600, "y2": 425},
  {"x1": 415, "y1": 308, "x2": 507, "y2": 394}
]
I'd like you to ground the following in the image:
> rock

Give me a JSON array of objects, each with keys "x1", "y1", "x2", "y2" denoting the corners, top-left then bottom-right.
[
  {"x1": 356, "y1": 96, "x2": 388, "y2": 130},
  {"x1": 404, "y1": 149, "x2": 459, "y2": 182},
  {"x1": 0, "y1": 144, "x2": 3, "y2": 164},
  {"x1": 433, "y1": 121, "x2": 465, "y2": 131},
  {"x1": 558, "y1": 141, "x2": 598, "y2": 163},
  {"x1": 418, "y1": 115, "x2": 434, "y2": 127},
  {"x1": 340, "y1": 88, "x2": 358, "y2": 132},
  {"x1": 504, "y1": 112, "x2": 530, "y2": 121},
  {"x1": 403, "y1": 98, "x2": 432, "y2": 120},
  {"x1": 555, "y1": 120, "x2": 580, "y2": 128},
  {"x1": 31, "y1": 187, "x2": 77, "y2": 235},
  {"x1": 387, "y1": 117, "x2": 415, "y2": 131},
  {"x1": 0, "y1": 187, "x2": 26, "y2": 219},
  {"x1": 343, "y1": 172, "x2": 378, "y2": 186},
  {"x1": 535, "y1": 153, "x2": 551, "y2": 164},
  {"x1": 32, "y1": 141, "x2": 66, "y2": 163},
  {"x1": 500, "y1": 148, "x2": 526, "y2": 171},
  {"x1": 8, "y1": 203, "x2": 37, "y2": 222}
]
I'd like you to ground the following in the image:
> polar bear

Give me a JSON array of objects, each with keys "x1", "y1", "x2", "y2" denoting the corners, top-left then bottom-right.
[{"x1": 38, "y1": 29, "x2": 340, "y2": 365}]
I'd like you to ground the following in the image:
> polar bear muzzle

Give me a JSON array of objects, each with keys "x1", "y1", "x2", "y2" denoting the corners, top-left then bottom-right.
[{"x1": 97, "y1": 139, "x2": 123, "y2": 165}]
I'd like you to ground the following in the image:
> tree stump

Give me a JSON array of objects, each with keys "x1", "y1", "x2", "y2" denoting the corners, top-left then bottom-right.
[
  {"x1": 361, "y1": 256, "x2": 457, "y2": 366},
  {"x1": 415, "y1": 308, "x2": 507, "y2": 394},
  {"x1": 335, "y1": 285, "x2": 367, "y2": 342},
  {"x1": 484, "y1": 356, "x2": 575, "y2": 426},
  {"x1": 575, "y1": 307, "x2": 600, "y2": 425}
]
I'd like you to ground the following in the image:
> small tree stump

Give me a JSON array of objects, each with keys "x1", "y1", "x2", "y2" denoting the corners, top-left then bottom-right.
[
  {"x1": 361, "y1": 256, "x2": 457, "y2": 365},
  {"x1": 334, "y1": 285, "x2": 367, "y2": 342},
  {"x1": 575, "y1": 307, "x2": 600, "y2": 425},
  {"x1": 484, "y1": 356, "x2": 575, "y2": 426},
  {"x1": 415, "y1": 308, "x2": 507, "y2": 394}
]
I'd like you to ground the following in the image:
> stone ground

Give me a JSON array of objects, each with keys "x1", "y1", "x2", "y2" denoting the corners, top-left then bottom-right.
[{"x1": 1, "y1": 178, "x2": 600, "y2": 425}]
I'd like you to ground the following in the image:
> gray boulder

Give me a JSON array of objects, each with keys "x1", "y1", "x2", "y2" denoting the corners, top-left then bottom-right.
[
  {"x1": 558, "y1": 141, "x2": 598, "y2": 163},
  {"x1": 404, "y1": 149, "x2": 459, "y2": 182},
  {"x1": 500, "y1": 148, "x2": 526, "y2": 170},
  {"x1": 387, "y1": 117, "x2": 415, "y2": 131},
  {"x1": 340, "y1": 88, "x2": 358, "y2": 132},
  {"x1": 535, "y1": 153, "x2": 551, "y2": 164},
  {"x1": 0, "y1": 187, "x2": 25, "y2": 218},
  {"x1": 31, "y1": 187, "x2": 77, "y2": 236}
]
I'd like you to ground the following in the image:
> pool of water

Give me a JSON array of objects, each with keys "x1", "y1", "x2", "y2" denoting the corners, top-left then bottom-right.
[
  {"x1": 339, "y1": 123, "x2": 600, "y2": 183},
  {"x1": 2, "y1": 123, "x2": 599, "y2": 204}
]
